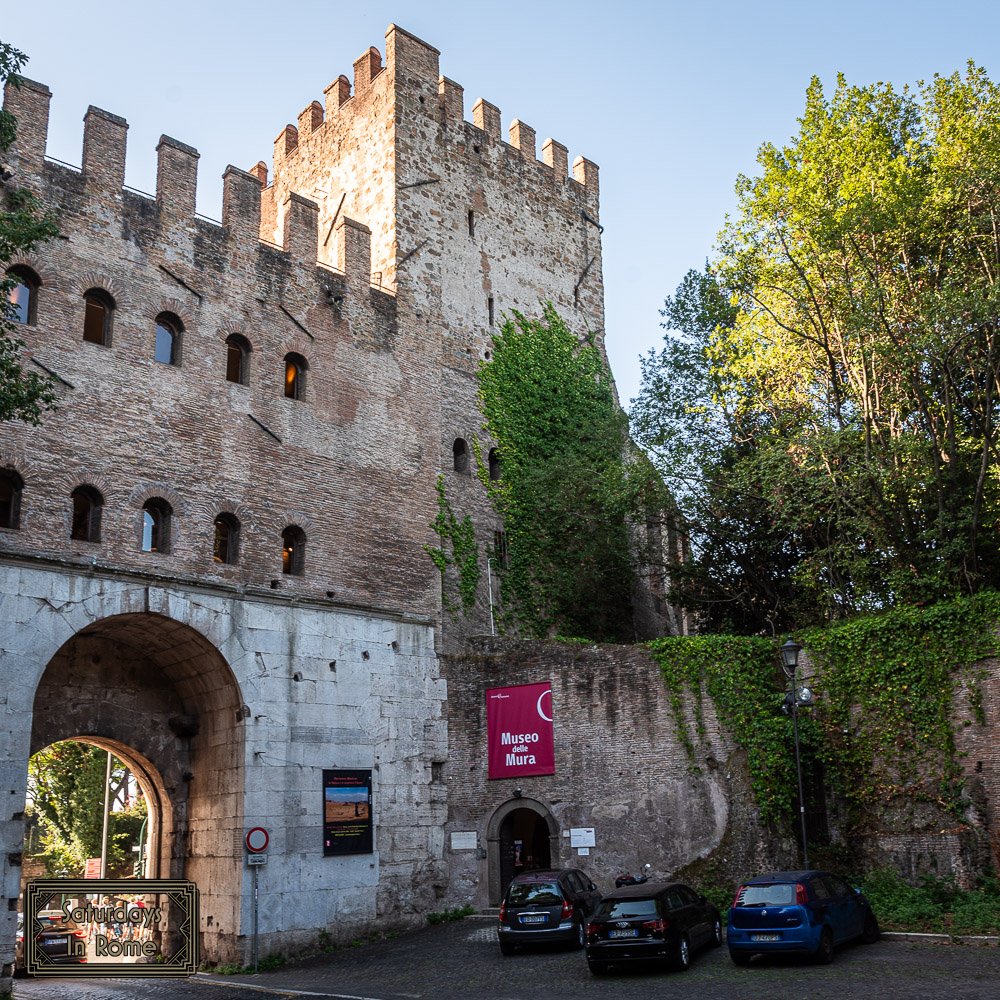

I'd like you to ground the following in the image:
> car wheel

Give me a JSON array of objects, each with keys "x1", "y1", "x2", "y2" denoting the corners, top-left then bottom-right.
[
  {"x1": 813, "y1": 927, "x2": 835, "y2": 964},
  {"x1": 499, "y1": 939, "x2": 516, "y2": 956},
  {"x1": 862, "y1": 911, "x2": 881, "y2": 944},
  {"x1": 730, "y1": 950, "x2": 751, "y2": 967},
  {"x1": 588, "y1": 960, "x2": 609, "y2": 976},
  {"x1": 573, "y1": 919, "x2": 586, "y2": 950},
  {"x1": 673, "y1": 933, "x2": 691, "y2": 971},
  {"x1": 711, "y1": 917, "x2": 723, "y2": 947}
]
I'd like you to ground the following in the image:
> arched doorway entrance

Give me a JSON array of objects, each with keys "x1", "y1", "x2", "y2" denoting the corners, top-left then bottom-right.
[
  {"x1": 27, "y1": 611, "x2": 245, "y2": 962},
  {"x1": 486, "y1": 798, "x2": 558, "y2": 904},
  {"x1": 25, "y1": 737, "x2": 166, "y2": 882}
]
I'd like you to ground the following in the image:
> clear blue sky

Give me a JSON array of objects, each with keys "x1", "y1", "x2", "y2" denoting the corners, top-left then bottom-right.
[{"x1": 8, "y1": 1, "x2": 998, "y2": 404}]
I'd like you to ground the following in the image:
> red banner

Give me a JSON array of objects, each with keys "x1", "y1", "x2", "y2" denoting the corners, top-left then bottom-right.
[{"x1": 486, "y1": 682, "x2": 555, "y2": 779}]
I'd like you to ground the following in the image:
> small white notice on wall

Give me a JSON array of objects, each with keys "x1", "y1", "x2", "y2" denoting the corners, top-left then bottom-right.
[
  {"x1": 451, "y1": 831, "x2": 478, "y2": 850},
  {"x1": 570, "y1": 827, "x2": 596, "y2": 848},
  {"x1": 577, "y1": 847, "x2": 591, "y2": 856}
]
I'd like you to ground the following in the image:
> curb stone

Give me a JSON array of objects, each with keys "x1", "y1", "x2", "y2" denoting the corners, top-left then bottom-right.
[{"x1": 882, "y1": 931, "x2": 999, "y2": 947}]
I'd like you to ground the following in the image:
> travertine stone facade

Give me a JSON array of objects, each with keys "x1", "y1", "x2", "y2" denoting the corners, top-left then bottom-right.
[{"x1": 0, "y1": 23, "x2": 609, "y2": 970}]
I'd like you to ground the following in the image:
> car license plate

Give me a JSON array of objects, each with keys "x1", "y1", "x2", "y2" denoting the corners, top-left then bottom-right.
[
  {"x1": 609, "y1": 929, "x2": 638, "y2": 938},
  {"x1": 47, "y1": 936, "x2": 67, "y2": 946},
  {"x1": 751, "y1": 933, "x2": 780, "y2": 942},
  {"x1": 520, "y1": 914, "x2": 546, "y2": 925}
]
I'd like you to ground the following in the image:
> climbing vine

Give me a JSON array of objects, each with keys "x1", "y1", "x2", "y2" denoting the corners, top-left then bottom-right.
[
  {"x1": 476, "y1": 304, "x2": 648, "y2": 641},
  {"x1": 425, "y1": 475, "x2": 480, "y2": 614},
  {"x1": 649, "y1": 592, "x2": 1000, "y2": 832},
  {"x1": 801, "y1": 592, "x2": 1000, "y2": 823},
  {"x1": 648, "y1": 635, "x2": 803, "y2": 823}
]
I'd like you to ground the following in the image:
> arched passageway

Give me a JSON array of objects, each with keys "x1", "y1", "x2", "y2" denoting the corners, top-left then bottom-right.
[{"x1": 28, "y1": 612, "x2": 245, "y2": 961}]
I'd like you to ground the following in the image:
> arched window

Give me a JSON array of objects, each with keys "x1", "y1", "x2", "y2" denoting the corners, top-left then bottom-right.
[
  {"x1": 213, "y1": 513, "x2": 240, "y2": 564},
  {"x1": 83, "y1": 289, "x2": 114, "y2": 346},
  {"x1": 0, "y1": 470, "x2": 24, "y2": 530},
  {"x1": 70, "y1": 485, "x2": 103, "y2": 542},
  {"x1": 6, "y1": 266, "x2": 39, "y2": 325},
  {"x1": 154, "y1": 313, "x2": 182, "y2": 366},
  {"x1": 488, "y1": 448, "x2": 502, "y2": 481},
  {"x1": 281, "y1": 525, "x2": 306, "y2": 575},
  {"x1": 141, "y1": 498, "x2": 172, "y2": 553},
  {"x1": 284, "y1": 353, "x2": 307, "y2": 400},
  {"x1": 225, "y1": 334, "x2": 251, "y2": 385},
  {"x1": 453, "y1": 438, "x2": 470, "y2": 473}
]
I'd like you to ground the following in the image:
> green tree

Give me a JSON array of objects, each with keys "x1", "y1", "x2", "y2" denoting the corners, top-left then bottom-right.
[
  {"x1": 27, "y1": 741, "x2": 145, "y2": 877},
  {"x1": 478, "y1": 304, "x2": 648, "y2": 641},
  {"x1": 635, "y1": 65, "x2": 1000, "y2": 627},
  {"x1": 1, "y1": 39, "x2": 57, "y2": 424}
]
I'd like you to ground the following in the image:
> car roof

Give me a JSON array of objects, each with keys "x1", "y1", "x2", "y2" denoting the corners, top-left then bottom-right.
[
  {"x1": 743, "y1": 870, "x2": 830, "y2": 884},
  {"x1": 603, "y1": 881, "x2": 687, "y2": 899}
]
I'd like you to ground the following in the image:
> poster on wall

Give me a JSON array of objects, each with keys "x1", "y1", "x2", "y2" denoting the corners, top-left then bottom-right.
[
  {"x1": 322, "y1": 769, "x2": 373, "y2": 855},
  {"x1": 486, "y1": 681, "x2": 555, "y2": 779}
]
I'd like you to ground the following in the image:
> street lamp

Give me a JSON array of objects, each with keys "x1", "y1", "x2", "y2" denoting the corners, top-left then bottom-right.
[{"x1": 779, "y1": 637, "x2": 811, "y2": 868}]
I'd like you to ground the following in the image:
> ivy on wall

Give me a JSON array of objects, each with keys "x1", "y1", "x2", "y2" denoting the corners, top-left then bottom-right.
[
  {"x1": 649, "y1": 592, "x2": 999, "y2": 832},
  {"x1": 648, "y1": 635, "x2": 802, "y2": 823},
  {"x1": 802, "y1": 592, "x2": 1000, "y2": 823},
  {"x1": 425, "y1": 475, "x2": 480, "y2": 615}
]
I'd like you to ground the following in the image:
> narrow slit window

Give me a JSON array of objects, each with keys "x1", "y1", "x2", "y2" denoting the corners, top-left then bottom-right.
[
  {"x1": 468, "y1": 210, "x2": 475, "y2": 237},
  {"x1": 488, "y1": 448, "x2": 502, "y2": 481},
  {"x1": 6, "y1": 267, "x2": 39, "y2": 325},
  {"x1": 83, "y1": 289, "x2": 114, "y2": 346},
  {"x1": 453, "y1": 438, "x2": 470, "y2": 473},
  {"x1": 141, "y1": 498, "x2": 172, "y2": 553},
  {"x1": 70, "y1": 486, "x2": 103, "y2": 542},
  {"x1": 282, "y1": 525, "x2": 306, "y2": 575},
  {"x1": 488, "y1": 295, "x2": 495, "y2": 327},
  {"x1": 154, "y1": 313, "x2": 182, "y2": 366},
  {"x1": 0, "y1": 470, "x2": 24, "y2": 530},
  {"x1": 226, "y1": 334, "x2": 251, "y2": 385},
  {"x1": 213, "y1": 513, "x2": 240, "y2": 564},
  {"x1": 493, "y1": 529, "x2": 509, "y2": 569},
  {"x1": 284, "y1": 353, "x2": 308, "y2": 400}
]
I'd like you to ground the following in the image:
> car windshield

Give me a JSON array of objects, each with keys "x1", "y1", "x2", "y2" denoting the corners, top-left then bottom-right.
[
  {"x1": 597, "y1": 898, "x2": 659, "y2": 919},
  {"x1": 736, "y1": 884, "x2": 797, "y2": 906},
  {"x1": 507, "y1": 882, "x2": 562, "y2": 906}
]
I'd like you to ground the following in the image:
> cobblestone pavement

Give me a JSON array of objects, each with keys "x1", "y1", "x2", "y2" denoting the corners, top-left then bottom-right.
[{"x1": 13, "y1": 918, "x2": 1000, "y2": 1000}]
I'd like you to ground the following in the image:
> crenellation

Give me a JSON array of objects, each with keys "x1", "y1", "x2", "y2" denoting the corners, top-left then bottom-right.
[
  {"x1": 280, "y1": 191, "x2": 319, "y2": 261},
  {"x1": 155, "y1": 134, "x2": 199, "y2": 221},
  {"x1": 221, "y1": 165, "x2": 262, "y2": 243},
  {"x1": 438, "y1": 77, "x2": 464, "y2": 124},
  {"x1": 249, "y1": 160, "x2": 268, "y2": 185},
  {"x1": 508, "y1": 120, "x2": 536, "y2": 161},
  {"x1": 541, "y1": 138, "x2": 568, "y2": 182},
  {"x1": 336, "y1": 216, "x2": 372, "y2": 288},
  {"x1": 471, "y1": 98, "x2": 501, "y2": 141},
  {"x1": 82, "y1": 105, "x2": 128, "y2": 193},
  {"x1": 3, "y1": 75, "x2": 51, "y2": 174},
  {"x1": 298, "y1": 101, "x2": 324, "y2": 137},
  {"x1": 385, "y1": 24, "x2": 440, "y2": 87},
  {"x1": 572, "y1": 154, "x2": 600, "y2": 198},
  {"x1": 274, "y1": 123, "x2": 299, "y2": 166},
  {"x1": 354, "y1": 47, "x2": 383, "y2": 94},
  {"x1": 324, "y1": 75, "x2": 352, "y2": 118}
]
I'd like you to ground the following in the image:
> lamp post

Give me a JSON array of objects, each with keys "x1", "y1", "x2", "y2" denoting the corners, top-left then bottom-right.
[{"x1": 780, "y1": 637, "x2": 811, "y2": 868}]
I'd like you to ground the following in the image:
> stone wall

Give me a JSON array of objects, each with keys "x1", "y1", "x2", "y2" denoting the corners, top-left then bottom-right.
[{"x1": 441, "y1": 638, "x2": 750, "y2": 905}]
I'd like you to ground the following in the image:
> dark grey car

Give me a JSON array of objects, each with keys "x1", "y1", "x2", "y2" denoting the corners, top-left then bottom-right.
[{"x1": 498, "y1": 868, "x2": 602, "y2": 955}]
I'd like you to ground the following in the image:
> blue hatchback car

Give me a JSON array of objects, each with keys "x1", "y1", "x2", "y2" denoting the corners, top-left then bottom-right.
[{"x1": 727, "y1": 870, "x2": 880, "y2": 965}]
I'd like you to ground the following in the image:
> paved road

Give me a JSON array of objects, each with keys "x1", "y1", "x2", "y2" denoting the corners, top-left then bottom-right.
[{"x1": 13, "y1": 918, "x2": 1000, "y2": 999}]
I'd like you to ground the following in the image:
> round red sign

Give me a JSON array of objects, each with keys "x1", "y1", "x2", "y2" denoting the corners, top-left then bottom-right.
[{"x1": 245, "y1": 826, "x2": 269, "y2": 853}]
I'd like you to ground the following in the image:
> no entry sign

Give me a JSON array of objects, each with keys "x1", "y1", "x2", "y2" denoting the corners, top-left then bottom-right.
[{"x1": 245, "y1": 827, "x2": 269, "y2": 853}]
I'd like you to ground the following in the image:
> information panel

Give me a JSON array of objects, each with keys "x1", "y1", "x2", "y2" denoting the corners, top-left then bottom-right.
[{"x1": 322, "y1": 769, "x2": 373, "y2": 855}]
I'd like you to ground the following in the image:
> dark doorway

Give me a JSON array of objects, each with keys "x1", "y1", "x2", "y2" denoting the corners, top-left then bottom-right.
[{"x1": 498, "y1": 807, "x2": 552, "y2": 898}]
